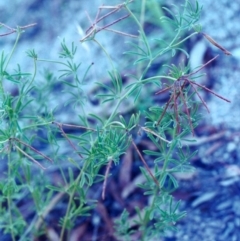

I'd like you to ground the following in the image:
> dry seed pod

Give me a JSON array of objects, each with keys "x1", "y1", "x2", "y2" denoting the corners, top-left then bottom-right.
[{"x1": 202, "y1": 32, "x2": 231, "y2": 55}]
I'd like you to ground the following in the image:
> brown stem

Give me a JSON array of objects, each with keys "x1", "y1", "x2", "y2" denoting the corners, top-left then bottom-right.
[
  {"x1": 183, "y1": 55, "x2": 219, "y2": 78},
  {"x1": 96, "y1": 14, "x2": 130, "y2": 33},
  {"x1": 53, "y1": 121, "x2": 95, "y2": 131},
  {"x1": 157, "y1": 93, "x2": 174, "y2": 126},
  {"x1": 189, "y1": 80, "x2": 210, "y2": 113},
  {"x1": 95, "y1": 7, "x2": 119, "y2": 26},
  {"x1": 53, "y1": 122, "x2": 83, "y2": 158},
  {"x1": 102, "y1": 159, "x2": 113, "y2": 200},
  {"x1": 35, "y1": 192, "x2": 66, "y2": 231},
  {"x1": 131, "y1": 139, "x2": 159, "y2": 187},
  {"x1": 14, "y1": 144, "x2": 46, "y2": 170},
  {"x1": 104, "y1": 28, "x2": 138, "y2": 38},
  {"x1": 85, "y1": 7, "x2": 102, "y2": 35},
  {"x1": 173, "y1": 88, "x2": 180, "y2": 133},
  {"x1": 155, "y1": 85, "x2": 172, "y2": 95},
  {"x1": 12, "y1": 137, "x2": 53, "y2": 163},
  {"x1": 141, "y1": 127, "x2": 171, "y2": 144},
  {"x1": 0, "y1": 23, "x2": 37, "y2": 37},
  {"x1": 178, "y1": 86, "x2": 194, "y2": 135},
  {"x1": 202, "y1": 33, "x2": 231, "y2": 55},
  {"x1": 189, "y1": 80, "x2": 231, "y2": 103}
]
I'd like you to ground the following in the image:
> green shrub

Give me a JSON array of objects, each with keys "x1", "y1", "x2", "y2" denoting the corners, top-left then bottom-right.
[{"x1": 0, "y1": 1, "x2": 231, "y2": 240}]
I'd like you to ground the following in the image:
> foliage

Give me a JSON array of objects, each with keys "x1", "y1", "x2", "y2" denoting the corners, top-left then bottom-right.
[{"x1": 0, "y1": 1, "x2": 231, "y2": 240}]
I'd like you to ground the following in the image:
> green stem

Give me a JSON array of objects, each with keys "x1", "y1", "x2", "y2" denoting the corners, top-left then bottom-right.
[
  {"x1": 4, "y1": 29, "x2": 21, "y2": 72},
  {"x1": 137, "y1": 0, "x2": 146, "y2": 77},
  {"x1": 93, "y1": 39, "x2": 116, "y2": 71},
  {"x1": 103, "y1": 86, "x2": 137, "y2": 128},
  {"x1": 152, "y1": 28, "x2": 181, "y2": 61},
  {"x1": 140, "y1": 126, "x2": 177, "y2": 240},
  {"x1": 141, "y1": 75, "x2": 176, "y2": 84},
  {"x1": 37, "y1": 58, "x2": 69, "y2": 68},
  {"x1": 92, "y1": 39, "x2": 121, "y2": 101},
  {"x1": 0, "y1": 28, "x2": 21, "y2": 94},
  {"x1": 59, "y1": 162, "x2": 87, "y2": 241},
  {"x1": 140, "y1": 0, "x2": 146, "y2": 32},
  {"x1": 159, "y1": 128, "x2": 177, "y2": 184},
  {"x1": 125, "y1": 4, "x2": 151, "y2": 59},
  {"x1": 27, "y1": 57, "x2": 37, "y2": 90},
  {"x1": 103, "y1": 2, "x2": 155, "y2": 127},
  {"x1": 125, "y1": 1, "x2": 155, "y2": 84},
  {"x1": 171, "y1": 32, "x2": 198, "y2": 48},
  {"x1": 7, "y1": 143, "x2": 16, "y2": 241},
  {"x1": 22, "y1": 121, "x2": 53, "y2": 131}
]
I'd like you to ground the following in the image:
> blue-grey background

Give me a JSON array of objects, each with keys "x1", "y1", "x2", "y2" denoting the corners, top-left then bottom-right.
[{"x1": 1, "y1": 1, "x2": 240, "y2": 240}]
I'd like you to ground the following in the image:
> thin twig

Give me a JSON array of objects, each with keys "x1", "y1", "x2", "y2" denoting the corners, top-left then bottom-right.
[
  {"x1": 131, "y1": 139, "x2": 159, "y2": 186},
  {"x1": 104, "y1": 28, "x2": 138, "y2": 38},
  {"x1": 189, "y1": 80, "x2": 231, "y2": 102},
  {"x1": 85, "y1": 9, "x2": 99, "y2": 35},
  {"x1": 183, "y1": 55, "x2": 219, "y2": 78},
  {"x1": 0, "y1": 22, "x2": 14, "y2": 30},
  {"x1": 94, "y1": 5, "x2": 101, "y2": 23},
  {"x1": 102, "y1": 159, "x2": 113, "y2": 200},
  {"x1": 94, "y1": 7, "x2": 119, "y2": 27},
  {"x1": 12, "y1": 137, "x2": 53, "y2": 163},
  {"x1": 53, "y1": 121, "x2": 95, "y2": 131},
  {"x1": 202, "y1": 33, "x2": 231, "y2": 55},
  {"x1": 52, "y1": 122, "x2": 83, "y2": 158},
  {"x1": 85, "y1": 10, "x2": 94, "y2": 31},
  {"x1": 99, "y1": 2, "x2": 129, "y2": 10},
  {"x1": 34, "y1": 192, "x2": 66, "y2": 231},
  {"x1": 141, "y1": 127, "x2": 171, "y2": 144},
  {"x1": 80, "y1": 27, "x2": 96, "y2": 42},
  {"x1": 178, "y1": 86, "x2": 194, "y2": 135},
  {"x1": 155, "y1": 85, "x2": 173, "y2": 95},
  {"x1": 173, "y1": 88, "x2": 180, "y2": 133},
  {"x1": 97, "y1": 14, "x2": 130, "y2": 32},
  {"x1": 157, "y1": 94, "x2": 174, "y2": 125},
  {"x1": 14, "y1": 144, "x2": 46, "y2": 170},
  {"x1": 155, "y1": 54, "x2": 230, "y2": 135},
  {"x1": 0, "y1": 23, "x2": 37, "y2": 37},
  {"x1": 81, "y1": 2, "x2": 132, "y2": 42},
  {"x1": 189, "y1": 80, "x2": 210, "y2": 112}
]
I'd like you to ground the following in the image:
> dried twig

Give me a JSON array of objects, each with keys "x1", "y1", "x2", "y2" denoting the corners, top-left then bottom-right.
[
  {"x1": 12, "y1": 137, "x2": 53, "y2": 163},
  {"x1": 155, "y1": 55, "x2": 231, "y2": 135},
  {"x1": 14, "y1": 144, "x2": 46, "y2": 170},
  {"x1": 102, "y1": 159, "x2": 113, "y2": 200},
  {"x1": 202, "y1": 32, "x2": 231, "y2": 55},
  {"x1": 80, "y1": 2, "x2": 137, "y2": 42},
  {"x1": 52, "y1": 121, "x2": 83, "y2": 158},
  {"x1": 0, "y1": 22, "x2": 37, "y2": 37},
  {"x1": 131, "y1": 139, "x2": 159, "y2": 186},
  {"x1": 53, "y1": 121, "x2": 95, "y2": 131},
  {"x1": 141, "y1": 127, "x2": 171, "y2": 144},
  {"x1": 189, "y1": 80, "x2": 231, "y2": 103}
]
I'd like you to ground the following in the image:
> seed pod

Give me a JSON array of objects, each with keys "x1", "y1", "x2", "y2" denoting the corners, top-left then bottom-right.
[{"x1": 202, "y1": 32, "x2": 231, "y2": 55}]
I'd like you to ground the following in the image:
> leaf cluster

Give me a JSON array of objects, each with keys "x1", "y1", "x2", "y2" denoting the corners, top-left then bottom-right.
[{"x1": 0, "y1": 1, "x2": 232, "y2": 240}]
